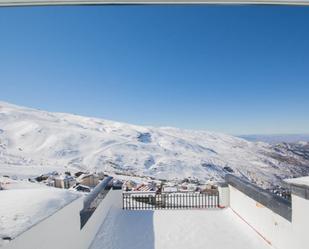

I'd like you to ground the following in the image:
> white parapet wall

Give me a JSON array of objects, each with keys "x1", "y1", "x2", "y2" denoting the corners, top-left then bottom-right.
[
  {"x1": 292, "y1": 194, "x2": 309, "y2": 249},
  {"x1": 217, "y1": 184, "x2": 229, "y2": 208},
  {"x1": 229, "y1": 185, "x2": 293, "y2": 249},
  {"x1": 5, "y1": 190, "x2": 122, "y2": 249},
  {"x1": 226, "y1": 174, "x2": 309, "y2": 249}
]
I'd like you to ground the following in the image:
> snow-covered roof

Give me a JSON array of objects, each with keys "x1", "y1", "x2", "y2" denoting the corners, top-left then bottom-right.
[
  {"x1": 74, "y1": 184, "x2": 91, "y2": 190},
  {"x1": 90, "y1": 208, "x2": 272, "y2": 249},
  {"x1": 163, "y1": 186, "x2": 178, "y2": 192},
  {"x1": 0, "y1": 187, "x2": 80, "y2": 245},
  {"x1": 0, "y1": 176, "x2": 44, "y2": 190},
  {"x1": 285, "y1": 176, "x2": 309, "y2": 187},
  {"x1": 77, "y1": 173, "x2": 98, "y2": 181}
]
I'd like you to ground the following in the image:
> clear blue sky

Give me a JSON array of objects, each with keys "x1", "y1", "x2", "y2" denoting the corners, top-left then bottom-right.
[{"x1": 0, "y1": 5, "x2": 309, "y2": 135}]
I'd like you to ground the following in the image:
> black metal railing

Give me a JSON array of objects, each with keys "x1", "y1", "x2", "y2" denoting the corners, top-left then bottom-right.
[
  {"x1": 80, "y1": 176, "x2": 113, "y2": 229},
  {"x1": 123, "y1": 191, "x2": 219, "y2": 210}
]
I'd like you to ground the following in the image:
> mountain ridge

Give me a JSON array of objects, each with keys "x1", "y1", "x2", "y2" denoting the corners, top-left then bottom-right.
[{"x1": 1, "y1": 101, "x2": 309, "y2": 188}]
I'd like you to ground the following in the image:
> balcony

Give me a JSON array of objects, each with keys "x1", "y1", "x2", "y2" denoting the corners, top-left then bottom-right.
[{"x1": 3, "y1": 174, "x2": 309, "y2": 249}]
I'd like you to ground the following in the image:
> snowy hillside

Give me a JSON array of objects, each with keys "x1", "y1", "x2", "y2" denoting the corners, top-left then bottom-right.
[{"x1": 0, "y1": 101, "x2": 309, "y2": 188}]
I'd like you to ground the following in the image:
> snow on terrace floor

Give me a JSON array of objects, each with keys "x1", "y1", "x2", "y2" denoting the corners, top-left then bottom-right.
[
  {"x1": 0, "y1": 181, "x2": 80, "y2": 247},
  {"x1": 90, "y1": 208, "x2": 272, "y2": 249}
]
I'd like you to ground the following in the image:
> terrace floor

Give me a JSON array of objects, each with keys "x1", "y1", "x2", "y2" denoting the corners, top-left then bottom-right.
[{"x1": 90, "y1": 208, "x2": 272, "y2": 249}]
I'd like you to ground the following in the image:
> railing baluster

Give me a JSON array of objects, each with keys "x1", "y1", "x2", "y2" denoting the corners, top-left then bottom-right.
[
  {"x1": 209, "y1": 194, "x2": 211, "y2": 208},
  {"x1": 122, "y1": 190, "x2": 219, "y2": 210},
  {"x1": 192, "y1": 193, "x2": 194, "y2": 209},
  {"x1": 216, "y1": 193, "x2": 218, "y2": 207},
  {"x1": 210, "y1": 194, "x2": 214, "y2": 208},
  {"x1": 187, "y1": 193, "x2": 189, "y2": 209},
  {"x1": 155, "y1": 194, "x2": 157, "y2": 210},
  {"x1": 128, "y1": 194, "x2": 130, "y2": 210},
  {"x1": 198, "y1": 193, "x2": 200, "y2": 208}
]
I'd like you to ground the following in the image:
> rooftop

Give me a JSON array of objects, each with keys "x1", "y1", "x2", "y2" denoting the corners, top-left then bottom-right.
[
  {"x1": 90, "y1": 208, "x2": 271, "y2": 249},
  {"x1": 3, "y1": 175, "x2": 309, "y2": 249},
  {"x1": 0, "y1": 181, "x2": 80, "y2": 246}
]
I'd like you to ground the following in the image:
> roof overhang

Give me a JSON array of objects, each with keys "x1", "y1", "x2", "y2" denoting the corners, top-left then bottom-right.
[{"x1": 1, "y1": 0, "x2": 309, "y2": 7}]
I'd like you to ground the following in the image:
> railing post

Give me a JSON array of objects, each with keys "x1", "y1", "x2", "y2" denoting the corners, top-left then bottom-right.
[{"x1": 217, "y1": 183, "x2": 229, "y2": 208}]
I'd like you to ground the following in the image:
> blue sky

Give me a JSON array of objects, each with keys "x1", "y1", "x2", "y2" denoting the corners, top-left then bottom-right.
[{"x1": 0, "y1": 5, "x2": 309, "y2": 135}]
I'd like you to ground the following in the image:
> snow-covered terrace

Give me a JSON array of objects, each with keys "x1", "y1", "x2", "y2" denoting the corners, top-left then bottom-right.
[
  {"x1": 3, "y1": 175, "x2": 309, "y2": 249},
  {"x1": 90, "y1": 209, "x2": 271, "y2": 249}
]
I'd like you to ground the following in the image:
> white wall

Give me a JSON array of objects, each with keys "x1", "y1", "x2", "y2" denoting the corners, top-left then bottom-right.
[
  {"x1": 218, "y1": 186, "x2": 229, "y2": 208},
  {"x1": 229, "y1": 185, "x2": 309, "y2": 249},
  {"x1": 291, "y1": 195, "x2": 309, "y2": 249},
  {"x1": 5, "y1": 190, "x2": 122, "y2": 249},
  {"x1": 81, "y1": 190, "x2": 122, "y2": 248}
]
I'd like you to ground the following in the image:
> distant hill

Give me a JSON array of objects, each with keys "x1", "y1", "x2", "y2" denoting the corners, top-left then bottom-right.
[{"x1": 239, "y1": 134, "x2": 309, "y2": 144}]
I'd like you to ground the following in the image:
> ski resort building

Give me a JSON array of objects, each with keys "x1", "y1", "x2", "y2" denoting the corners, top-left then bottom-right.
[
  {"x1": 77, "y1": 173, "x2": 100, "y2": 188},
  {"x1": 54, "y1": 175, "x2": 76, "y2": 189},
  {"x1": 1, "y1": 174, "x2": 309, "y2": 249}
]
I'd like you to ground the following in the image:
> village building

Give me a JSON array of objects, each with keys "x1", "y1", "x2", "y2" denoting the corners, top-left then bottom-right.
[
  {"x1": 179, "y1": 183, "x2": 197, "y2": 192},
  {"x1": 77, "y1": 173, "x2": 99, "y2": 188},
  {"x1": 74, "y1": 184, "x2": 91, "y2": 192},
  {"x1": 44, "y1": 178, "x2": 56, "y2": 187},
  {"x1": 163, "y1": 185, "x2": 178, "y2": 193},
  {"x1": 133, "y1": 181, "x2": 157, "y2": 192},
  {"x1": 74, "y1": 171, "x2": 85, "y2": 178},
  {"x1": 111, "y1": 179, "x2": 123, "y2": 190},
  {"x1": 54, "y1": 175, "x2": 76, "y2": 189},
  {"x1": 122, "y1": 180, "x2": 137, "y2": 191}
]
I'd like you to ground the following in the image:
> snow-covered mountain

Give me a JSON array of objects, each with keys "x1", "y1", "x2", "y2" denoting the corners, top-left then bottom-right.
[{"x1": 0, "y1": 101, "x2": 309, "y2": 188}]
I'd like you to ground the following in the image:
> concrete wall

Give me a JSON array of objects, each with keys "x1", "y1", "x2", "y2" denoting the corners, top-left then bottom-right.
[
  {"x1": 229, "y1": 185, "x2": 309, "y2": 249},
  {"x1": 291, "y1": 194, "x2": 309, "y2": 249},
  {"x1": 218, "y1": 185, "x2": 229, "y2": 208},
  {"x1": 6, "y1": 190, "x2": 122, "y2": 249},
  {"x1": 229, "y1": 185, "x2": 293, "y2": 249}
]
